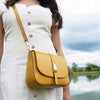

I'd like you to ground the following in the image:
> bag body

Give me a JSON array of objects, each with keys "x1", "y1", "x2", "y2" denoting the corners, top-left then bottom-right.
[{"x1": 26, "y1": 50, "x2": 70, "y2": 88}]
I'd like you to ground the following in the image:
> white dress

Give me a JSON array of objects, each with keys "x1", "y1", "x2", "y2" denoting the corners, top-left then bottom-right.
[{"x1": 0, "y1": 0, "x2": 63, "y2": 100}]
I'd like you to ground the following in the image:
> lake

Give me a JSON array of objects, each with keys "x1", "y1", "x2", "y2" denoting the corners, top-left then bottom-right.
[{"x1": 70, "y1": 74, "x2": 100, "y2": 100}]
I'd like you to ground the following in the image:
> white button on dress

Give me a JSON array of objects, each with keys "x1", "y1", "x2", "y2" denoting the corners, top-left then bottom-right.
[
  {"x1": 0, "y1": 0, "x2": 63, "y2": 100},
  {"x1": 29, "y1": 34, "x2": 33, "y2": 38},
  {"x1": 28, "y1": 11, "x2": 31, "y2": 14}
]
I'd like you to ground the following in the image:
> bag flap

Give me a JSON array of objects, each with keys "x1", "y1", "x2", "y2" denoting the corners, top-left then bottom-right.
[{"x1": 34, "y1": 51, "x2": 68, "y2": 78}]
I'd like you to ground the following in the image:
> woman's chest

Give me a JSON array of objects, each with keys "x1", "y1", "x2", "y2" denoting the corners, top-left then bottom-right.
[{"x1": 3, "y1": 4, "x2": 52, "y2": 28}]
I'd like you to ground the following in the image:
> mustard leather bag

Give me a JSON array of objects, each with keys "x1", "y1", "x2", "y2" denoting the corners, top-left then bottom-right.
[{"x1": 12, "y1": 5, "x2": 70, "y2": 88}]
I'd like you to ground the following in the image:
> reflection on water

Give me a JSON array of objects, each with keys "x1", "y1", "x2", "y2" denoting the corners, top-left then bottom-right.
[
  {"x1": 86, "y1": 74, "x2": 99, "y2": 82},
  {"x1": 72, "y1": 75, "x2": 79, "y2": 83},
  {"x1": 70, "y1": 74, "x2": 100, "y2": 100},
  {"x1": 71, "y1": 92, "x2": 100, "y2": 100}
]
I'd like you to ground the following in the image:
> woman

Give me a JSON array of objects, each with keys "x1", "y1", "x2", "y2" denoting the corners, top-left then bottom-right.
[{"x1": 0, "y1": 0, "x2": 71, "y2": 100}]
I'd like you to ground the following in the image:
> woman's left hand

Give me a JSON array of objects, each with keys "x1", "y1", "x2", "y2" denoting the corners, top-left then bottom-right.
[{"x1": 63, "y1": 85, "x2": 71, "y2": 100}]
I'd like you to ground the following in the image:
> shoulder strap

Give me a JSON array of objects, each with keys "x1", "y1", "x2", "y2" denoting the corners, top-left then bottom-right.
[
  {"x1": 12, "y1": 4, "x2": 58, "y2": 52},
  {"x1": 12, "y1": 5, "x2": 28, "y2": 42}
]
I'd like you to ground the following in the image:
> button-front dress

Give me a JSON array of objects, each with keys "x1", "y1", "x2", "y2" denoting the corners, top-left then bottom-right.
[{"x1": 0, "y1": 0, "x2": 63, "y2": 100}]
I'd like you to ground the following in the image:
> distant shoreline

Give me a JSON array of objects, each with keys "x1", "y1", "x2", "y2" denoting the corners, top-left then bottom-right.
[{"x1": 73, "y1": 71, "x2": 100, "y2": 75}]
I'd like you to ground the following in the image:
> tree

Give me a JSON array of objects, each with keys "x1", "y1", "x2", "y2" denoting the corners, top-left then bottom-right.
[
  {"x1": 72, "y1": 62, "x2": 78, "y2": 72},
  {"x1": 98, "y1": 66, "x2": 100, "y2": 71},
  {"x1": 86, "y1": 63, "x2": 99, "y2": 71},
  {"x1": 68, "y1": 67, "x2": 74, "y2": 81},
  {"x1": 86, "y1": 63, "x2": 94, "y2": 71},
  {"x1": 93, "y1": 65, "x2": 98, "y2": 71},
  {"x1": 79, "y1": 67, "x2": 86, "y2": 72}
]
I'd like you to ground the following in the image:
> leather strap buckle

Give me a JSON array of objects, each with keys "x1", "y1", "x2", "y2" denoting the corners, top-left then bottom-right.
[
  {"x1": 53, "y1": 63, "x2": 58, "y2": 84},
  {"x1": 25, "y1": 41, "x2": 31, "y2": 51}
]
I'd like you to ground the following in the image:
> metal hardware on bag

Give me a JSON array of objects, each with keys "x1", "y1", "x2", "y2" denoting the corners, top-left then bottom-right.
[
  {"x1": 54, "y1": 72, "x2": 58, "y2": 84},
  {"x1": 53, "y1": 63, "x2": 57, "y2": 72},
  {"x1": 53, "y1": 63, "x2": 58, "y2": 84},
  {"x1": 57, "y1": 52, "x2": 61, "y2": 56},
  {"x1": 25, "y1": 41, "x2": 31, "y2": 51}
]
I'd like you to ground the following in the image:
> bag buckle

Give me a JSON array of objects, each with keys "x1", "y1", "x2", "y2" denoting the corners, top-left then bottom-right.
[
  {"x1": 25, "y1": 41, "x2": 31, "y2": 51},
  {"x1": 53, "y1": 63, "x2": 57, "y2": 73},
  {"x1": 53, "y1": 63, "x2": 58, "y2": 84}
]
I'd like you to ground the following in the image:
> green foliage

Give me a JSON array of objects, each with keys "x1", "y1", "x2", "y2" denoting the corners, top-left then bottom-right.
[
  {"x1": 86, "y1": 74, "x2": 99, "y2": 82},
  {"x1": 86, "y1": 63, "x2": 99, "y2": 71},
  {"x1": 70, "y1": 62, "x2": 100, "y2": 73},
  {"x1": 72, "y1": 62, "x2": 78, "y2": 72},
  {"x1": 79, "y1": 68, "x2": 86, "y2": 72},
  {"x1": 68, "y1": 66, "x2": 74, "y2": 75},
  {"x1": 98, "y1": 66, "x2": 100, "y2": 71},
  {"x1": 86, "y1": 63, "x2": 93, "y2": 71},
  {"x1": 68, "y1": 66, "x2": 74, "y2": 81}
]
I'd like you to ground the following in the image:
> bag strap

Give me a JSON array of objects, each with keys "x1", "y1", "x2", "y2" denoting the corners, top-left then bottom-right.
[
  {"x1": 12, "y1": 4, "x2": 58, "y2": 53},
  {"x1": 12, "y1": 5, "x2": 31, "y2": 50},
  {"x1": 12, "y1": 5, "x2": 27, "y2": 42}
]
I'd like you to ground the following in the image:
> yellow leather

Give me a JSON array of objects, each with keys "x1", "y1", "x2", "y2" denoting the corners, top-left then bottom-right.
[
  {"x1": 35, "y1": 51, "x2": 68, "y2": 78},
  {"x1": 26, "y1": 50, "x2": 70, "y2": 88},
  {"x1": 12, "y1": 5, "x2": 70, "y2": 88}
]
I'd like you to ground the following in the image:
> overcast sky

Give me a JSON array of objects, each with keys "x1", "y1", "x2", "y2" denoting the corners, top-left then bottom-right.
[{"x1": 57, "y1": 0, "x2": 100, "y2": 67}]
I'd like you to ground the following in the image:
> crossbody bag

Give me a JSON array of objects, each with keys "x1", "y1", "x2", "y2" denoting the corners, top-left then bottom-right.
[{"x1": 12, "y1": 5, "x2": 70, "y2": 88}]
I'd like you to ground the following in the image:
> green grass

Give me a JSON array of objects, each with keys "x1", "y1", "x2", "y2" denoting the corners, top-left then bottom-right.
[{"x1": 73, "y1": 71, "x2": 100, "y2": 75}]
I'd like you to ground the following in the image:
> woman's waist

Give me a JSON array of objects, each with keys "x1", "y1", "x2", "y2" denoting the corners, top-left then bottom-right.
[{"x1": 4, "y1": 39, "x2": 57, "y2": 55}]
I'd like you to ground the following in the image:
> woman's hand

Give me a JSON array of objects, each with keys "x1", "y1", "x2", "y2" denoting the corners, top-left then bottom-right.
[{"x1": 63, "y1": 85, "x2": 71, "y2": 100}]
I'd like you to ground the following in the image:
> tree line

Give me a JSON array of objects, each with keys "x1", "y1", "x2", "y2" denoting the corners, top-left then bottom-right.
[{"x1": 71, "y1": 62, "x2": 100, "y2": 72}]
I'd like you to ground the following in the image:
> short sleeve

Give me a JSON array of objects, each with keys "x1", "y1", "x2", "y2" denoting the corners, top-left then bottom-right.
[{"x1": 0, "y1": 0, "x2": 7, "y2": 19}]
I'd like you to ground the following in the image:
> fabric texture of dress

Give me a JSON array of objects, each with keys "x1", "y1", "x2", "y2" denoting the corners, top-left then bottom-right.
[{"x1": 0, "y1": 0, "x2": 63, "y2": 100}]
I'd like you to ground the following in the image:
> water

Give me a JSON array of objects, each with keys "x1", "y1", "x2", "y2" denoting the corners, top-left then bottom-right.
[{"x1": 70, "y1": 74, "x2": 100, "y2": 100}]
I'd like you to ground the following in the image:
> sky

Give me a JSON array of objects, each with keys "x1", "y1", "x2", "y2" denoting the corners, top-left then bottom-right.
[{"x1": 57, "y1": 0, "x2": 100, "y2": 67}]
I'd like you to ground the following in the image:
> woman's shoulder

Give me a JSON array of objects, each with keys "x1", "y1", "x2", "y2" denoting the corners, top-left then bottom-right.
[{"x1": 0, "y1": 0, "x2": 7, "y2": 19}]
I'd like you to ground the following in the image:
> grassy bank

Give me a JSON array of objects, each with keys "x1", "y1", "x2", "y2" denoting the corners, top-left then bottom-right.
[{"x1": 73, "y1": 71, "x2": 100, "y2": 75}]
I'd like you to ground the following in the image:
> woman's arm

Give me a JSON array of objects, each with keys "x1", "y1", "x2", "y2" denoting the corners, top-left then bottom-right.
[
  {"x1": 0, "y1": 18, "x2": 5, "y2": 64},
  {"x1": 51, "y1": 26, "x2": 71, "y2": 100}
]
